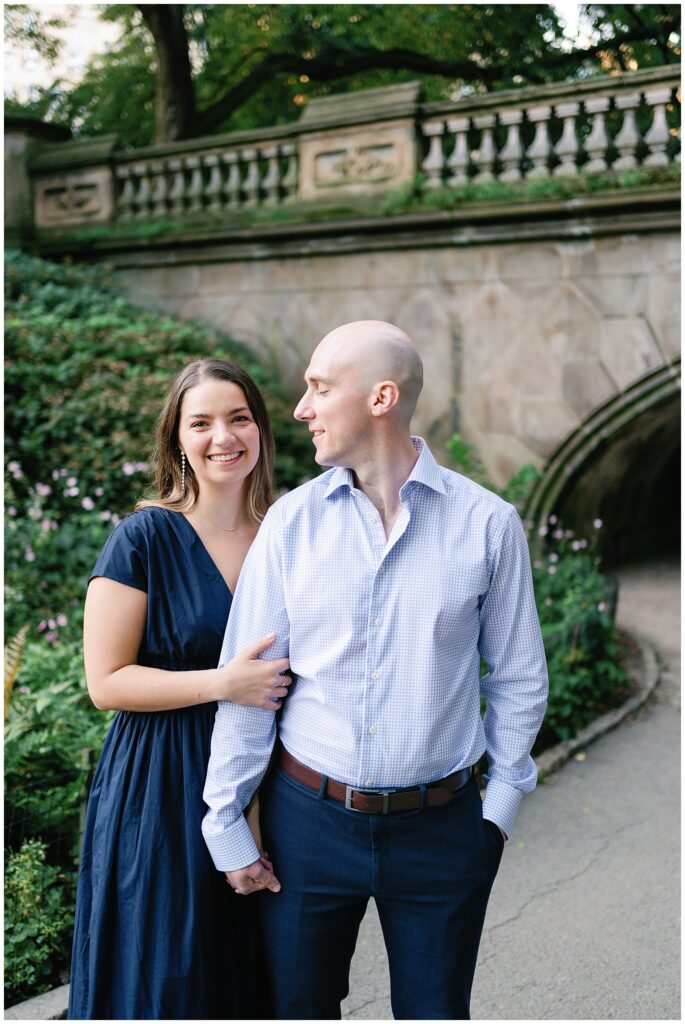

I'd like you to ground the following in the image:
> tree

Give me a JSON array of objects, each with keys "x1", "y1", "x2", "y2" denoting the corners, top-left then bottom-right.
[{"x1": 7, "y1": 3, "x2": 681, "y2": 147}]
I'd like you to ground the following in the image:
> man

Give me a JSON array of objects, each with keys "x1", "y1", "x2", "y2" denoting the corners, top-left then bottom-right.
[{"x1": 203, "y1": 320, "x2": 548, "y2": 1019}]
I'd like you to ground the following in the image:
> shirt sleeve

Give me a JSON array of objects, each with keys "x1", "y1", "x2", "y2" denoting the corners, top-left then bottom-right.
[
  {"x1": 202, "y1": 503, "x2": 290, "y2": 872},
  {"x1": 89, "y1": 513, "x2": 148, "y2": 592},
  {"x1": 478, "y1": 507, "x2": 548, "y2": 838}
]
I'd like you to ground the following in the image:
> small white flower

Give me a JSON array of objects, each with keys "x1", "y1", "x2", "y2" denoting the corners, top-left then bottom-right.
[
  {"x1": 81, "y1": 497, "x2": 95, "y2": 511},
  {"x1": 548, "y1": 564, "x2": 557, "y2": 574},
  {"x1": 67, "y1": 477, "x2": 78, "y2": 487},
  {"x1": 593, "y1": 518, "x2": 603, "y2": 529},
  {"x1": 544, "y1": 597, "x2": 553, "y2": 606},
  {"x1": 597, "y1": 602, "x2": 608, "y2": 613},
  {"x1": 538, "y1": 526, "x2": 548, "y2": 537},
  {"x1": 548, "y1": 515, "x2": 558, "y2": 525}
]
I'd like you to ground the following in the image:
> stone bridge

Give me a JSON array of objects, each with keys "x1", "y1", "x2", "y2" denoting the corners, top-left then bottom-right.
[{"x1": 7, "y1": 66, "x2": 680, "y2": 561}]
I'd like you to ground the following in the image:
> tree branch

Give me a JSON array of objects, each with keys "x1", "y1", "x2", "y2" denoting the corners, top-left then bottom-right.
[{"x1": 195, "y1": 46, "x2": 507, "y2": 135}]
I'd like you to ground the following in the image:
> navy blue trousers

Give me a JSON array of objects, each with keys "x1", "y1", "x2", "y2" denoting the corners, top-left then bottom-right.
[{"x1": 259, "y1": 766, "x2": 503, "y2": 1020}]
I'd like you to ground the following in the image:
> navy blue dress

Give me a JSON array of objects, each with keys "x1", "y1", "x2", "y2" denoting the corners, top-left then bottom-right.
[{"x1": 68, "y1": 507, "x2": 270, "y2": 1020}]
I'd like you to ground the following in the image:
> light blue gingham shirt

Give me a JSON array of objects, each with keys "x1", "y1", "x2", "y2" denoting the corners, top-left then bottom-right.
[{"x1": 203, "y1": 438, "x2": 548, "y2": 871}]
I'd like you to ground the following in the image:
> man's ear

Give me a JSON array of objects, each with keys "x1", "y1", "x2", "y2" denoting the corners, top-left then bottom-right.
[{"x1": 370, "y1": 380, "x2": 401, "y2": 417}]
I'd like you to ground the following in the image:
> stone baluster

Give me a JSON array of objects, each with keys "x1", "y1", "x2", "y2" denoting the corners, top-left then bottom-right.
[
  {"x1": 583, "y1": 95, "x2": 611, "y2": 173},
  {"x1": 133, "y1": 162, "x2": 151, "y2": 220},
  {"x1": 643, "y1": 85, "x2": 674, "y2": 166},
  {"x1": 280, "y1": 142, "x2": 298, "y2": 199},
  {"x1": 116, "y1": 166, "x2": 136, "y2": 221},
  {"x1": 421, "y1": 120, "x2": 446, "y2": 188},
  {"x1": 498, "y1": 109, "x2": 524, "y2": 181},
  {"x1": 149, "y1": 160, "x2": 168, "y2": 216},
  {"x1": 445, "y1": 116, "x2": 470, "y2": 186},
  {"x1": 221, "y1": 152, "x2": 241, "y2": 207},
  {"x1": 472, "y1": 113, "x2": 496, "y2": 181},
  {"x1": 241, "y1": 148, "x2": 261, "y2": 205},
  {"x1": 613, "y1": 91, "x2": 641, "y2": 170},
  {"x1": 525, "y1": 105, "x2": 552, "y2": 178},
  {"x1": 553, "y1": 101, "x2": 581, "y2": 176},
  {"x1": 167, "y1": 159, "x2": 186, "y2": 215},
  {"x1": 185, "y1": 156, "x2": 204, "y2": 213},
  {"x1": 261, "y1": 144, "x2": 281, "y2": 204},
  {"x1": 204, "y1": 154, "x2": 223, "y2": 212}
]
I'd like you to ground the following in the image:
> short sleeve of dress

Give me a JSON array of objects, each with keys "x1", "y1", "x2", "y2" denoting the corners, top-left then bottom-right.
[{"x1": 90, "y1": 511, "x2": 150, "y2": 593}]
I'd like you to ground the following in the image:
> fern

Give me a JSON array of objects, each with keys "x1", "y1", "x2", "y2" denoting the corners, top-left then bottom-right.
[{"x1": 4, "y1": 626, "x2": 28, "y2": 720}]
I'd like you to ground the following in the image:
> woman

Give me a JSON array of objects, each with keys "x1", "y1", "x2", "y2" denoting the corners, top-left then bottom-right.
[{"x1": 68, "y1": 359, "x2": 288, "y2": 1020}]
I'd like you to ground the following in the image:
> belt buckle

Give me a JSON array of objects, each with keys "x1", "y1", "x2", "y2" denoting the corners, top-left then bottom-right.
[{"x1": 344, "y1": 786, "x2": 391, "y2": 814}]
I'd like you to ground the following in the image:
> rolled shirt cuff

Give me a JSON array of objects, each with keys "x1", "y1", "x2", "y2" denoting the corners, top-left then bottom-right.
[
  {"x1": 201, "y1": 813, "x2": 261, "y2": 873},
  {"x1": 481, "y1": 778, "x2": 523, "y2": 839}
]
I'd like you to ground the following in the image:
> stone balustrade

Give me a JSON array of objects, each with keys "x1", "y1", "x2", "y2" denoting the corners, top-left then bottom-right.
[
  {"x1": 12, "y1": 64, "x2": 680, "y2": 234},
  {"x1": 418, "y1": 66, "x2": 680, "y2": 188}
]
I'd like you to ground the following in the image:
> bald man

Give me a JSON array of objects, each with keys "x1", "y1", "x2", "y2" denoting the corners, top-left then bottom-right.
[{"x1": 203, "y1": 321, "x2": 548, "y2": 1019}]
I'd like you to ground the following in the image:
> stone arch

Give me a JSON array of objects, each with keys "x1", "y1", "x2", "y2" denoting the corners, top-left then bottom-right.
[{"x1": 526, "y1": 357, "x2": 680, "y2": 561}]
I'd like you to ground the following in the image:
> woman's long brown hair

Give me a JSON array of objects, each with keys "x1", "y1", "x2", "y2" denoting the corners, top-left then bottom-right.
[{"x1": 136, "y1": 359, "x2": 275, "y2": 522}]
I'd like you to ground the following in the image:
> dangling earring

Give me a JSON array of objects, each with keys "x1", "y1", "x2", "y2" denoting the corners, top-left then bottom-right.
[{"x1": 180, "y1": 452, "x2": 186, "y2": 492}]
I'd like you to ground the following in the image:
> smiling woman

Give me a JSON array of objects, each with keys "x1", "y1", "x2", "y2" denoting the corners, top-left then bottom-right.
[{"x1": 67, "y1": 358, "x2": 288, "y2": 1020}]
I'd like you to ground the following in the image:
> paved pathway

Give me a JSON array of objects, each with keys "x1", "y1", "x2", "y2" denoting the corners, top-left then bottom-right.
[{"x1": 342, "y1": 559, "x2": 680, "y2": 1020}]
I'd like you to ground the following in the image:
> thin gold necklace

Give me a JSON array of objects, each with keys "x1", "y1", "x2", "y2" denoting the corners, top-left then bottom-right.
[{"x1": 192, "y1": 510, "x2": 245, "y2": 533}]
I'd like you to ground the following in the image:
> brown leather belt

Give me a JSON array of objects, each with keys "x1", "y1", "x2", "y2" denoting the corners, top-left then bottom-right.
[{"x1": 279, "y1": 745, "x2": 474, "y2": 814}]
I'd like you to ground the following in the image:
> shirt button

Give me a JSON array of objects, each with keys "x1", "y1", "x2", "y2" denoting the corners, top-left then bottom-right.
[
  {"x1": 365, "y1": 779, "x2": 374, "y2": 787},
  {"x1": 371, "y1": 671, "x2": 379, "y2": 680},
  {"x1": 375, "y1": 617, "x2": 382, "y2": 626},
  {"x1": 369, "y1": 725, "x2": 377, "y2": 735},
  {"x1": 378, "y1": 564, "x2": 384, "y2": 573}
]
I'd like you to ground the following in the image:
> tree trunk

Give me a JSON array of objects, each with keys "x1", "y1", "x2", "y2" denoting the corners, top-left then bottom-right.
[{"x1": 139, "y1": 5, "x2": 196, "y2": 143}]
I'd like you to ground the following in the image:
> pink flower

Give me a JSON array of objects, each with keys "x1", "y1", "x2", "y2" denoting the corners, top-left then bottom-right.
[
  {"x1": 94, "y1": 487, "x2": 104, "y2": 497},
  {"x1": 35, "y1": 482, "x2": 52, "y2": 497},
  {"x1": 100, "y1": 510, "x2": 112, "y2": 521},
  {"x1": 41, "y1": 519, "x2": 52, "y2": 532},
  {"x1": 38, "y1": 620, "x2": 47, "y2": 632},
  {"x1": 538, "y1": 526, "x2": 548, "y2": 537},
  {"x1": 67, "y1": 477, "x2": 78, "y2": 487},
  {"x1": 7, "y1": 506, "x2": 16, "y2": 517},
  {"x1": 48, "y1": 619, "x2": 56, "y2": 629},
  {"x1": 56, "y1": 613, "x2": 68, "y2": 627},
  {"x1": 52, "y1": 470, "x2": 60, "y2": 481},
  {"x1": 45, "y1": 631, "x2": 58, "y2": 644},
  {"x1": 553, "y1": 528, "x2": 564, "y2": 540},
  {"x1": 593, "y1": 518, "x2": 603, "y2": 529},
  {"x1": 122, "y1": 463, "x2": 136, "y2": 476},
  {"x1": 571, "y1": 540, "x2": 581, "y2": 551},
  {"x1": 24, "y1": 547, "x2": 36, "y2": 562},
  {"x1": 548, "y1": 515, "x2": 558, "y2": 525},
  {"x1": 81, "y1": 496, "x2": 95, "y2": 511}
]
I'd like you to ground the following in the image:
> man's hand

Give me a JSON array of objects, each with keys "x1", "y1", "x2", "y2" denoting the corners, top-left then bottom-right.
[{"x1": 225, "y1": 858, "x2": 281, "y2": 895}]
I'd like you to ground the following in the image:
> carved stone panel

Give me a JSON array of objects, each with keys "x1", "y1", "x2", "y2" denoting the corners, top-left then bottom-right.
[
  {"x1": 298, "y1": 119, "x2": 418, "y2": 199},
  {"x1": 34, "y1": 167, "x2": 113, "y2": 227}
]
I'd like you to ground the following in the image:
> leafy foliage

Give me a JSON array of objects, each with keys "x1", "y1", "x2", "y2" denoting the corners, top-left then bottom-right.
[
  {"x1": 447, "y1": 433, "x2": 629, "y2": 746},
  {"x1": 6, "y1": 4, "x2": 680, "y2": 146},
  {"x1": 4, "y1": 249, "x2": 313, "y2": 638},
  {"x1": 4, "y1": 839, "x2": 73, "y2": 1007}
]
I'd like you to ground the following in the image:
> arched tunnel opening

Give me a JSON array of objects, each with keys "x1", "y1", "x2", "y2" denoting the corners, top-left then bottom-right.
[{"x1": 552, "y1": 396, "x2": 680, "y2": 568}]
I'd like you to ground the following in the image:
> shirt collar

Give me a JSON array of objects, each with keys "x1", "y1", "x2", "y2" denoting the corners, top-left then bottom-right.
[{"x1": 323, "y1": 437, "x2": 446, "y2": 499}]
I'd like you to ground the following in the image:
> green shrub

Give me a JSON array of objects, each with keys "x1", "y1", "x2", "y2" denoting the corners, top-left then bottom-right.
[
  {"x1": 4, "y1": 250, "x2": 314, "y2": 638},
  {"x1": 4, "y1": 839, "x2": 73, "y2": 1007},
  {"x1": 447, "y1": 433, "x2": 628, "y2": 746}
]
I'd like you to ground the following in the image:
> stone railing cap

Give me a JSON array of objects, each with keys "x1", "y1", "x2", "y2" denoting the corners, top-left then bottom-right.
[
  {"x1": 28, "y1": 133, "x2": 121, "y2": 172},
  {"x1": 422, "y1": 63, "x2": 681, "y2": 119},
  {"x1": 299, "y1": 80, "x2": 423, "y2": 131}
]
